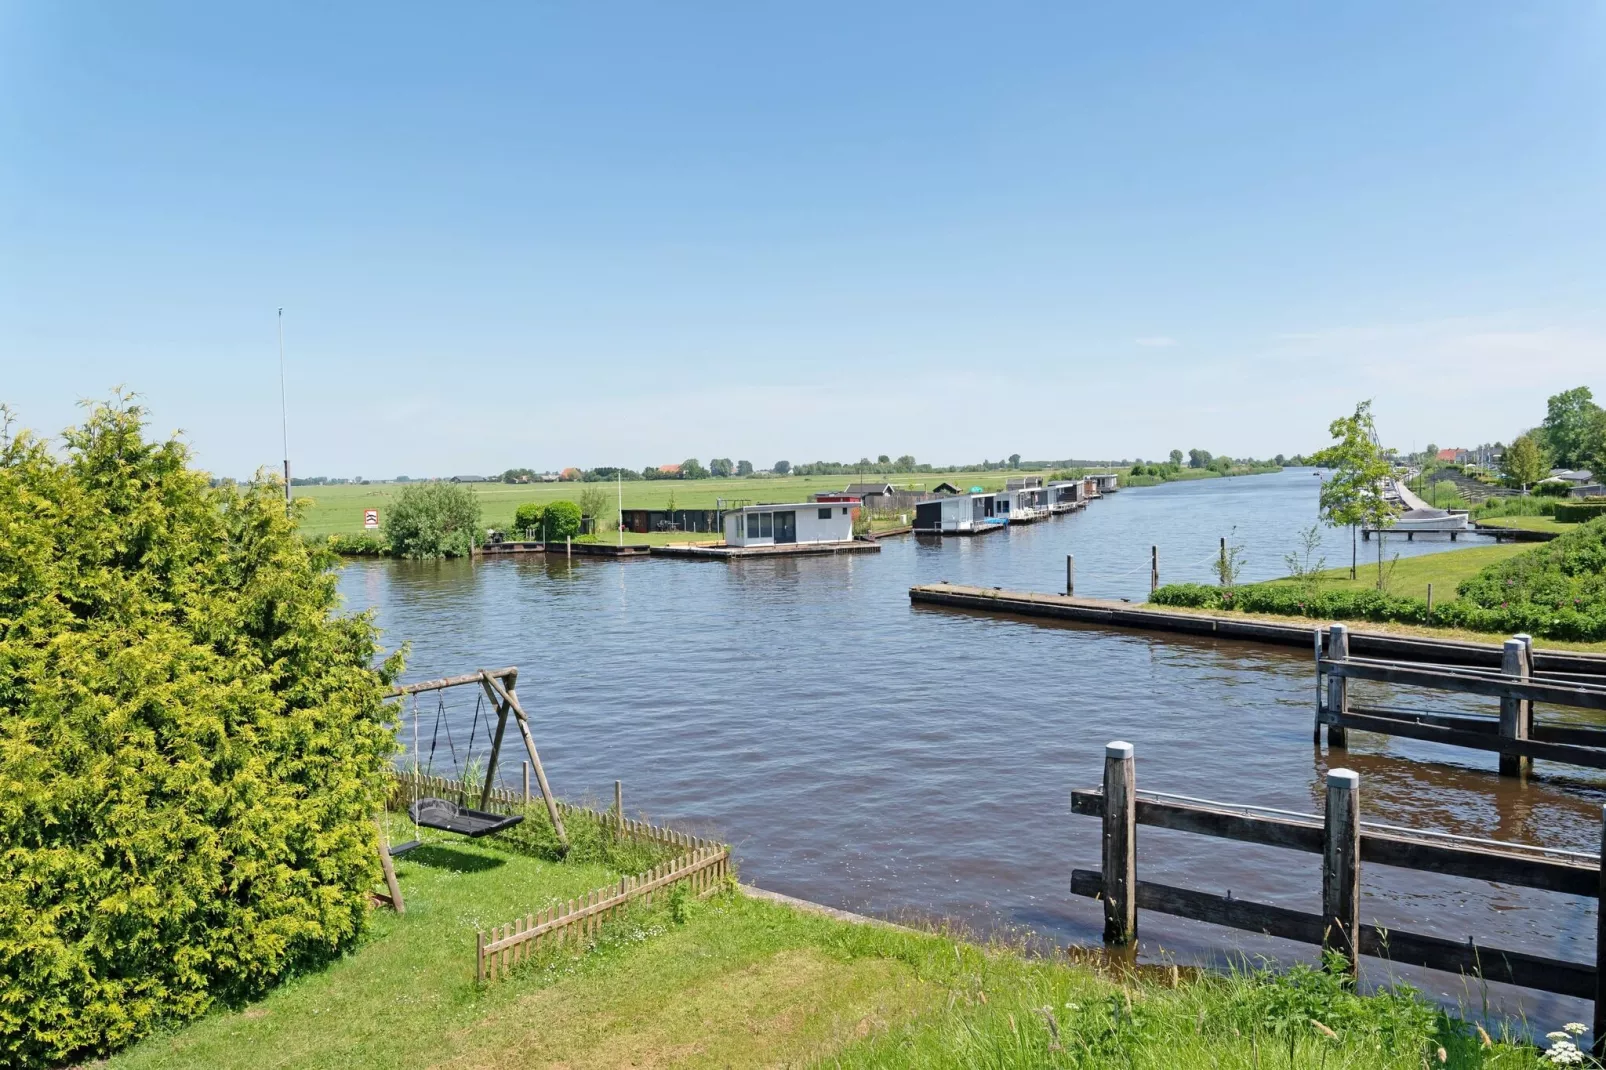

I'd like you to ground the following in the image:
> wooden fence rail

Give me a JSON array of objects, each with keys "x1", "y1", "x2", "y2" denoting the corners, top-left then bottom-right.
[
  {"x1": 1315, "y1": 623, "x2": 1606, "y2": 774},
  {"x1": 476, "y1": 845, "x2": 731, "y2": 982},
  {"x1": 1070, "y1": 741, "x2": 1606, "y2": 1054}
]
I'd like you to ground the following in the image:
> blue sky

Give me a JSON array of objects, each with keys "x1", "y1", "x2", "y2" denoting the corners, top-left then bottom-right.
[{"x1": 3, "y1": 2, "x2": 1603, "y2": 478}]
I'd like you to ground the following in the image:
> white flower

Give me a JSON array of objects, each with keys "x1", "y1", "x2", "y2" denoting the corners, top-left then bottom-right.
[
  {"x1": 1565, "y1": 1022, "x2": 1588, "y2": 1035},
  {"x1": 1547, "y1": 1031, "x2": 1572, "y2": 1042}
]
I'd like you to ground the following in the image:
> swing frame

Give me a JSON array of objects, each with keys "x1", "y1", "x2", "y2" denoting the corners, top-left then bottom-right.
[{"x1": 390, "y1": 666, "x2": 568, "y2": 848}]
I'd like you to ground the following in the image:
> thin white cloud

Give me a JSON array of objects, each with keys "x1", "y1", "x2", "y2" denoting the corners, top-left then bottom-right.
[{"x1": 1134, "y1": 336, "x2": 1177, "y2": 347}]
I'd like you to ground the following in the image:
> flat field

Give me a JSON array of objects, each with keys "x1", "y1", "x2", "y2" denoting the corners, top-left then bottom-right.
[{"x1": 294, "y1": 471, "x2": 1061, "y2": 538}]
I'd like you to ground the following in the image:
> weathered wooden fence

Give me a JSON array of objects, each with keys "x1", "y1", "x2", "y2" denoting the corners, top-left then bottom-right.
[
  {"x1": 1070, "y1": 741, "x2": 1606, "y2": 1053},
  {"x1": 388, "y1": 772, "x2": 701, "y2": 852},
  {"x1": 476, "y1": 843, "x2": 731, "y2": 982},
  {"x1": 1316, "y1": 623, "x2": 1606, "y2": 774}
]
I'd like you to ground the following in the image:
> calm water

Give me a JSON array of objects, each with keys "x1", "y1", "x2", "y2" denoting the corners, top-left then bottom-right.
[{"x1": 342, "y1": 469, "x2": 1600, "y2": 1022}]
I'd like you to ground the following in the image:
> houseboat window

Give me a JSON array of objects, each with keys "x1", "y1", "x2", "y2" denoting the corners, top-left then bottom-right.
[
  {"x1": 759, "y1": 512, "x2": 773, "y2": 537},
  {"x1": 818, "y1": 508, "x2": 831, "y2": 520},
  {"x1": 840, "y1": 507, "x2": 848, "y2": 515},
  {"x1": 736, "y1": 515, "x2": 744, "y2": 537}
]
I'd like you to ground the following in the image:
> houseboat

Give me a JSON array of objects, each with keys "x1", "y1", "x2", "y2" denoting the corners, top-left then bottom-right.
[
  {"x1": 1002, "y1": 487, "x2": 1047, "y2": 523},
  {"x1": 1045, "y1": 481, "x2": 1084, "y2": 513},
  {"x1": 1092, "y1": 473, "x2": 1120, "y2": 494},
  {"x1": 724, "y1": 502, "x2": 856, "y2": 547},
  {"x1": 912, "y1": 492, "x2": 1008, "y2": 534}
]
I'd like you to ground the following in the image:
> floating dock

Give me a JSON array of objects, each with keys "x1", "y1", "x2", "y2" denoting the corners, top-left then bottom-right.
[
  {"x1": 907, "y1": 582, "x2": 1606, "y2": 676},
  {"x1": 479, "y1": 541, "x2": 651, "y2": 557}
]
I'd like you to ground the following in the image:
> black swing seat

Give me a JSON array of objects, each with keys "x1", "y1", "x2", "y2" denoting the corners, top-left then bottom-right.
[
  {"x1": 388, "y1": 839, "x2": 422, "y2": 858},
  {"x1": 409, "y1": 797, "x2": 524, "y2": 838}
]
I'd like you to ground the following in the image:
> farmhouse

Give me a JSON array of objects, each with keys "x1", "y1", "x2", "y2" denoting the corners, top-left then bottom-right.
[{"x1": 724, "y1": 502, "x2": 855, "y2": 547}]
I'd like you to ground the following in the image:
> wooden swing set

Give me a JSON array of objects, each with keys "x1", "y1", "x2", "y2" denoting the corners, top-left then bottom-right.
[{"x1": 374, "y1": 666, "x2": 567, "y2": 913}]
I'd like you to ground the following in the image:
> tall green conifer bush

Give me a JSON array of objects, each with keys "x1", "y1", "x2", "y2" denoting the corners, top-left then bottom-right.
[{"x1": 0, "y1": 397, "x2": 403, "y2": 1068}]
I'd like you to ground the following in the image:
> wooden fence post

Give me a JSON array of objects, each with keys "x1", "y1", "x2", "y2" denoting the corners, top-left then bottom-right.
[
  {"x1": 614, "y1": 780, "x2": 624, "y2": 827},
  {"x1": 1322, "y1": 768, "x2": 1360, "y2": 975},
  {"x1": 1594, "y1": 804, "x2": 1606, "y2": 1061},
  {"x1": 1313, "y1": 629, "x2": 1324, "y2": 743},
  {"x1": 1066, "y1": 554, "x2": 1075, "y2": 597},
  {"x1": 1426, "y1": 582, "x2": 1434, "y2": 621},
  {"x1": 1102, "y1": 741, "x2": 1137, "y2": 945},
  {"x1": 374, "y1": 817, "x2": 405, "y2": 914},
  {"x1": 523, "y1": 761, "x2": 530, "y2": 804},
  {"x1": 1499, "y1": 637, "x2": 1532, "y2": 778},
  {"x1": 476, "y1": 930, "x2": 486, "y2": 984},
  {"x1": 1150, "y1": 546, "x2": 1159, "y2": 595},
  {"x1": 1326, "y1": 624, "x2": 1349, "y2": 748}
]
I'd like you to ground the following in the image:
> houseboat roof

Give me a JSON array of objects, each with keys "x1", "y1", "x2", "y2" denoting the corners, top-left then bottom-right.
[
  {"x1": 843, "y1": 482, "x2": 898, "y2": 496},
  {"x1": 728, "y1": 501, "x2": 843, "y2": 513}
]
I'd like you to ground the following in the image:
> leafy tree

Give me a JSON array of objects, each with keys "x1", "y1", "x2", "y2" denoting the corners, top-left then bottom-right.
[
  {"x1": 500, "y1": 467, "x2": 538, "y2": 483},
  {"x1": 1188, "y1": 449, "x2": 1212, "y2": 469},
  {"x1": 876, "y1": 454, "x2": 890, "y2": 464},
  {"x1": 1423, "y1": 443, "x2": 1438, "y2": 464},
  {"x1": 736, "y1": 459, "x2": 753, "y2": 476},
  {"x1": 1540, "y1": 386, "x2": 1600, "y2": 469},
  {"x1": 1312, "y1": 400, "x2": 1395, "y2": 583},
  {"x1": 895, "y1": 454, "x2": 915, "y2": 470},
  {"x1": 1585, "y1": 407, "x2": 1606, "y2": 473},
  {"x1": 772, "y1": 460, "x2": 791, "y2": 475},
  {"x1": 383, "y1": 480, "x2": 482, "y2": 558},
  {"x1": 1008, "y1": 453, "x2": 1021, "y2": 468},
  {"x1": 577, "y1": 487, "x2": 608, "y2": 531},
  {"x1": 0, "y1": 396, "x2": 401, "y2": 1068},
  {"x1": 1168, "y1": 449, "x2": 1184, "y2": 467},
  {"x1": 1273, "y1": 453, "x2": 1287, "y2": 466},
  {"x1": 512, "y1": 501, "x2": 544, "y2": 538},
  {"x1": 708, "y1": 457, "x2": 733, "y2": 478},
  {"x1": 1209, "y1": 456, "x2": 1233, "y2": 474},
  {"x1": 541, "y1": 500, "x2": 582, "y2": 540},
  {"x1": 1504, "y1": 433, "x2": 1548, "y2": 489},
  {"x1": 680, "y1": 458, "x2": 708, "y2": 479}
]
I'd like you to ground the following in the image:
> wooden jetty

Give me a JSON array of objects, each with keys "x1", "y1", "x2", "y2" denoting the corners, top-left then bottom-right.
[
  {"x1": 1317, "y1": 623, "x2": 1606, "y2": 772},
  {"x1": 1072, "y1": 742, "x2": 1606, "y2": 1052},
  {"x1": 479, "y1": 541, "x2": 651, "y2": 557},
  {"x1": 908, "y1": 583, "x2": 1606, "y2": 677},
  {"x1": 650, "y1": 540, "x2": 880, "y2": 560}
]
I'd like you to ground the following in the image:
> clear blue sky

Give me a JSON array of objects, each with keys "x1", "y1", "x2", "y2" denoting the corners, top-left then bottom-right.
[{"x1": 3, "y1": 2, "x2": 1602, "y2": 478}]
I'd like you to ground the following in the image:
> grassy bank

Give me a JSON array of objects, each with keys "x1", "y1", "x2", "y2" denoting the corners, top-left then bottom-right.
[
  {"x1": 107, "y1": 816, "x2": 1547, "y2": 1069},
  {"x1": 1121, "y1": 464, "x2": 1282, "y2": 488},
  {"x1": 1475, "y1": 515, "x2": 1578, "y2": 535},
  {"x1": 296, "y1": 471, "x2": 1026, "y2": 539},
  {"x1": 1259, "y1": 544, "x2": 1528, "y2": 603}
]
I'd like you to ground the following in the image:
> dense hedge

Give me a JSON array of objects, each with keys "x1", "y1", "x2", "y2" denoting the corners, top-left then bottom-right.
[
  {"x1": 1152, "y1": 517, "x2": 1606, "y2": 641},
  {"x1": 1554, "y1": 499, "x2": 1606, "y2": 524},
  {"x1": 0, "y1": 399, "x2": 403, "y2": 1067}
]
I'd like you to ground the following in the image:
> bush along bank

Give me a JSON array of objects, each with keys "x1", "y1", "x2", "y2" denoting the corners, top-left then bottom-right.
[{"x1": 1152, "y1": 517, "x2": 1606, "y2": 642}]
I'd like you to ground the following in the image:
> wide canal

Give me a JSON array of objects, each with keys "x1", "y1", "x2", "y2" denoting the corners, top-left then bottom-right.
[{"x1": 339, "y1": 469, "x2": 1598, "y2": 1021}]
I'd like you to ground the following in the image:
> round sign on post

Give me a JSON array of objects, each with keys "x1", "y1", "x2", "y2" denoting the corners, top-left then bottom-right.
[{"x1": 363, "y1": 509, "x2": 379, "y2": 530}]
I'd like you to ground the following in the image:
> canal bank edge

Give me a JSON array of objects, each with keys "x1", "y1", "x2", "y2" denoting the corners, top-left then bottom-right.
[{"x1": 908, "y1": 583, "x2": 1606, "y2": 675}]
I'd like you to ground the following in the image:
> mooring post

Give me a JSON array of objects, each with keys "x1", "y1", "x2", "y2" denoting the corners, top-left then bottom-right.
[
  {"x1": 1426, "y1": 582, "x2": 1434, "y2": 621},
  {"x1": 522, "y1": 761, "x2": 530, "y2": 804},
  {"x1": 1322, "y1": 768, "x2": 1360, "y2": 975},
  {"x1": 1066, "y1": 554, "x2": 1075, "y2": 597},
  {"x1": 1594, "y1": 804, "x2": 1606, "y2": 1061},
  {"x1": 1326, "y1": 624, "x2": 1350, "y2": 748},
  {"x1": 1102, "y1": 741, "x2": 1137, "y2": 945},
  {"x1": 566, "y1": 535, "x2": 572, "y2": 560},
  {"x1": 1218, "y1": 536, "x2": 1226, "y2": 585},
  {"x1": 614, "y1": 780, "x2": 623, "y2": 827},
  {"x1": 1313, "y1": 628, "x2": 1324, "y2": 743},
  {"x1": 1498, "y1": 637, "x2": 1532, "y2": 777},
  {"x1": 1150, "y1": 546, "x2": 1159, "y2": 595}
]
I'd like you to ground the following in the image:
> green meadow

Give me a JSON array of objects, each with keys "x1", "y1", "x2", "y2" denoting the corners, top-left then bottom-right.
[{"x1": 293, "y1": 471, "x2": 1073, "y2": 538}]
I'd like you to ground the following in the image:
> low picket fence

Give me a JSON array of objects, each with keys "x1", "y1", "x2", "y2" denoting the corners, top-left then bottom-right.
[
  {"x1": 388, "y1": 772, "x2": 698, "y2": 852},
  {"x1": 476, "y1": 843, "x2": 731, "y2": 982},
  {"x1": 382, "y1": 772, "x2": 732, "y2": 983}
]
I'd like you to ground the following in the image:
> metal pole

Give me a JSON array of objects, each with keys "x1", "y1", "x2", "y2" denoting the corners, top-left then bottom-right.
[
  {"x1": 278, "y1": 308, "x2": 291, "y2": 512},
  {"x1": 617, "y1": 471, "x2": 623, "y2": 547}
]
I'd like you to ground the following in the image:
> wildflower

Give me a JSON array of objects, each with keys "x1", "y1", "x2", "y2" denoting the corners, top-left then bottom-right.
[
  {"x1": 1566, "y1": 1023, "x2": 1588, "y2": 1035},
  {"x1": 1475, "y1": 1023, "x2": 1492, "y2": 1049},
  {"x1": 1309, "y1": 1018, "x2": 1337, "y2": 1040},
  {"x1": 1437, "y1": 1047, "x2": 1447, "y2": 1063}
]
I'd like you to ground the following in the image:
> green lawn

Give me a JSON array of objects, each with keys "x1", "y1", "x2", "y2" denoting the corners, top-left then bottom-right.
[
  {"x1": 104, "y1": 811, "x2": 1544, "y2": 1068},
  {"x1": 1475, "y1": 515, "x2": 1579, "y2": 534},
  {"x1": 294, "y1": 471, "x2": 1040, "y2": 538},
  {"x1": 1258, "y1": 544, "x2": 1529, "y2": 603}
]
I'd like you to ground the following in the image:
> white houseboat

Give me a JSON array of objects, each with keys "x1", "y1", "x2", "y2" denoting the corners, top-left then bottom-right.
[{"x1": 724, "y1": 502, "x2": 856, "y2": 547}]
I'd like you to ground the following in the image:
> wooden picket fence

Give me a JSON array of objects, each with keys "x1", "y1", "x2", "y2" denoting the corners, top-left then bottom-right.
[
  {"x1": 476, "y1": 844, "x2": 732, "y2": 982},
  {"x1": 387, "y1": 772, "x2": 696, "y2": 851},
  {"x1": 382, "y1": 771, "x2": 732, "y2": 984}
]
